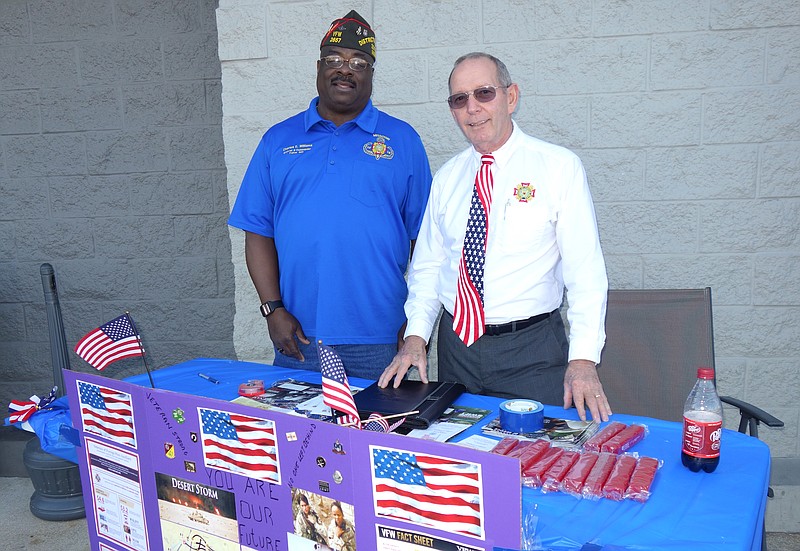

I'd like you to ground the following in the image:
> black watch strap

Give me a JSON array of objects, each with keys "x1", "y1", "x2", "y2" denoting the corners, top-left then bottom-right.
[{"x1": 259, "y1": 300, "x2": 284, "y2": 318}]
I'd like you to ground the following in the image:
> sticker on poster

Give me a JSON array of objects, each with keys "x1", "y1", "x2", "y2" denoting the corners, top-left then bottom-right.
[{"x1": 376, "y1": 524, "x2": 485, "y2": 551}]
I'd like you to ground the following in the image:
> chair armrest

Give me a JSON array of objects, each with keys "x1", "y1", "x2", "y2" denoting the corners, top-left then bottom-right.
[{"x1": 720, "y1": 395, "x2": 784, "y2": 438}]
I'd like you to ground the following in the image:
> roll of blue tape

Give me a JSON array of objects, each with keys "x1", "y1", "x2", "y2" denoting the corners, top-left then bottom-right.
[{"x1": 499, "y1": 399, "x2": 545, "y2": 433}]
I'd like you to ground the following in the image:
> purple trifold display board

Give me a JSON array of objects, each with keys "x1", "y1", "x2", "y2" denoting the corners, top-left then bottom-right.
[{"x1": 63, "y1": 369, "x2": 522, "y2": 551}]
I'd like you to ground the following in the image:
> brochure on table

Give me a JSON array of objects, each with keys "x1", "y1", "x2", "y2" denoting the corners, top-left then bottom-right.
[{"x1": 63, "y1": 369, "x2": 522, "y2": 551}]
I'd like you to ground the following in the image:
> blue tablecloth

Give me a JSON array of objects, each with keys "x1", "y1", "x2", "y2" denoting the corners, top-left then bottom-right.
[{"x1": 126, "y1": 358, "x2": 770, "y2": 551}]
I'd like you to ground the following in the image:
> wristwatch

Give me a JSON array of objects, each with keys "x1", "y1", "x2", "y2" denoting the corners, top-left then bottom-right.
[{"x1": 259, "y1": 300, "x2": 284, "y2": 318}]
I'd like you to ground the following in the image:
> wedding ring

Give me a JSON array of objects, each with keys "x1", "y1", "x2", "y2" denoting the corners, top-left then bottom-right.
[
  {"x1": 594, "y1": 394, "x2": 601, "y2": 398},
  {"x1": 277, "y1": 348, "x2": 285, "y2": 354}
]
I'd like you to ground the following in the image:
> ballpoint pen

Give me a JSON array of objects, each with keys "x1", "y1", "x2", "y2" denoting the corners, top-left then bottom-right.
[{"x1": 198, "y1": 373, "x2": 220, "y2": 384}]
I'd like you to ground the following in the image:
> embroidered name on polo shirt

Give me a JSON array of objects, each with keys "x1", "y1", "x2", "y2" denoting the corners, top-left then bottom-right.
[
  {"x1": 363, "y1": 134, "x2": 394, "y2": 160},
  {"x1": 514, "y1": 182, "x2": 535, "y2": 202},
  {"x1": 283, "y1": 144, "x2": 313, "y2": 155}
]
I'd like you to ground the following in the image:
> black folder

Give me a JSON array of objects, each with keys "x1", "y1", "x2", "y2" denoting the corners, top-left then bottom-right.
[{"x1": 354, "y1": 380, "x2": 466, "y2": 430}]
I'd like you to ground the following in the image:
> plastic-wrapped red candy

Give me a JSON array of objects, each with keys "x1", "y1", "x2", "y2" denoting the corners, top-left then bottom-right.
[
  {"x1": 541, "y1": 450, "x2": 580, "y2": 493},
  {"x1": 600, "y1": 423, "x2": 647, "y2": 454},
  {"x1": 514, "y1": 440, "x2": 550, "y2": 472},
  {"x1": 582, "y1": 452, "x2": 617, "y2": 500},
  {"x1": 522, "y1": 446, "x2": 564, "y2": 488},
  {"x1": 583, "y1": 421, "x2": 626, "y2": 452},
  {"x1": 490, "y1": 437, "x2": 520, "y2": 456},
  {"x1": 602, "y1": 454, "x2": 637, "y2": 501},
  {"x1": 624, "y1": 456, "x2": 661, "y2": 502},
  {"x1": 560, "y1": 451, "x2": 600, "y2": 497}
]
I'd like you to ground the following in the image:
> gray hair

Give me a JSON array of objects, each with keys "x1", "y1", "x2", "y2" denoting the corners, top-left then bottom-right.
[{"x1": 449, "y1": 52, "x2": 513, "y2": 92}]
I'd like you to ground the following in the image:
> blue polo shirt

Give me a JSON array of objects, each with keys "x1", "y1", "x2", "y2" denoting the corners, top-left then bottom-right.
[{"x1": 229, "y1": 99, "x2": 432, "y2": 344}]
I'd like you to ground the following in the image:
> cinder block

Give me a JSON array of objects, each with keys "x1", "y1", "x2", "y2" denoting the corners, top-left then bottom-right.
[
  {"x1": 703, "y1": 88, "x2": 800, "y2": 144},
  {"x1": 645, "y1": 145, "x2": 758, "y2": 200},
  {"x1": 54, "y1": 259, "x2": 138, "y2": 301},
  {"x1": 174, "y1": 214, "x2": 232, "y2": 256},
  {"x1": 643, "y1": 255, "x2": 752, "y2": 305},
  {"x1": 516, "y1": 96, "x2": 590, "y2": 149},
  {"x1": 123, "y1": 82, "x2": 207, "y2": 128},
  {"x1": 591, "y1": 93, "x2": 702, "y2": 147},
  {"x1": 15, "y1": 219, "x2": 96, "y2": 261},
  {"x1": 49, "y1": 175, "x2": 131, "y2": 217},
  {"x1": 86, "y1": 129, "x2": 169, "y2": 174},
  {"x1": 0, "y1": 91, "x2": 41, "y2": 134},
  {"x1": 79, "y1": 39, "x2": 163, "y2": 84},
  {"x1": 581, "y1": 149, "x2": 646, "y2": 202},
  {"x1": 5, "y1": 134, "x2": 87, "y2": 177},
  {"x1": 767, "y1": 28, "x2": 800, "y2": 85},
  {"x1": 0, "y1": 303, "x2": 26, "y2": 341},
  {"x1": 714, "y1": 305, "x2": 800, "y2": 357},
  {"x1": 115, "y1": 0, "x2": 200, "y2": 35},
  {"x1": 699, "y1": 199, "x2": 800, "y2": 253},
  {"x1": 136, "y1": 257, "x2": 220, "y2": 299},
  {"x1": 484, "y1": 0, "x2": 592, "y2": 41},
  {"x1": 651, "y1": 31, "x2": 764, "y2": 90},
  {"x1": 41, "y1": 86, "x2": 122, "y2": 133},
  {"x1": 29, "y1": 0, "x2": 114, "y2": 42},
  {"x1": 0, "y1": 1, "x2": 29, "y2": 45},
  {"x1": 168, "y1": 127, "x2": 225, "y2": 171},
  {"x1": 216, "y1": 5, "x2": 268, "y2": 61},
  {"x1": 164, "y1": 32, "x2": 222, "y2": 79},
  {"x1": 761, "y1": 144, "x2": 800, "y2": 198},
  {"x1": 536, "y1": 37, "x2": 647, "y2": 95},
  {"x1": 0, "y1": 45, "x2": 79, "y2": 90},
  {"x1": 753, "y1": 255, "x2": 800, "y2": 306},
  {"x1": 92, "y1": 216, "x2": 176, "y2": 257},
  {"x1": 372, "y1": 52, "x2": 428, "y2": 105},
  {"x1": 595, "y1": 0, "x2": 708, "y2": 35},
  {"x1": 711, "y1": 0, "x2": 799, "y2": 30},
  {"x1": 594, "y1": 202, "x2": 698, "y2": 253},
  {"x1": 130, "y1": 172, "x2": 214, "y2": 215},
  {"x1": 1, "y1": 178, "x2": 49, "y2": 220},
  {"x1": 377, "y1": 0, "x2": 477, "y2": 50}
]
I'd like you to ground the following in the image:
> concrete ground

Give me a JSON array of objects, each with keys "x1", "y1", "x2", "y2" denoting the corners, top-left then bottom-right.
[{"x1": 2, "y1": 476, "x2": 799, "y2": 550}]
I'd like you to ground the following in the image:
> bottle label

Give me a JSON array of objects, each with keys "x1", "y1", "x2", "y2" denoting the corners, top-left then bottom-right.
[{"x1": 682, "y1": 414, "x2": 722, "y2": 458}]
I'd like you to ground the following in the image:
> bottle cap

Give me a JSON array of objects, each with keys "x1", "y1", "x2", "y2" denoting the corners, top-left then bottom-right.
[{"x1": 697, "y1": 367, "x2": 714, "y2": 379}]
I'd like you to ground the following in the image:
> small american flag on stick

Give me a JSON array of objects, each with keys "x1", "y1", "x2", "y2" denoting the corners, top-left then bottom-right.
[
  {"x1": 74, "y1": 313, "x2": 143, "y2": 371},
  {"x1": 318, "y1": 341, "x2": 361, "y2": 429}
]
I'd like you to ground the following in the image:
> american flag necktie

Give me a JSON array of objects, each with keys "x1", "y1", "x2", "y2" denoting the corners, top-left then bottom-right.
[{"x1": 453, "y1": 154, "x2": 495, "y2": 346}]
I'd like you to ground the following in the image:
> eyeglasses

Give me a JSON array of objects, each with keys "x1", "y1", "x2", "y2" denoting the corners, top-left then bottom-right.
[
  {"x1": 447, "y1": 85, "x2": 509, "y2": 109},
  {"x1": 320, "y1": 55, "x2": 373, "y2": 72}
]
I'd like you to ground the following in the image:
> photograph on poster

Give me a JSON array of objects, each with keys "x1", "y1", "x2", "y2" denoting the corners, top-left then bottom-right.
[
  {"x1": 198, "y1": 407, "x2": 281, "y2": 484},
  {"x1": 155, "y1": 471, "x2": 239, "y2": 550},
  {"x1": 78, "y1": 380, "x2": 137, "y2": 448},
  {"x1": 289, "y1": 488, "x2": 357, "y2": 550},
  {"x1": 85, "y1": 436, "x2": 148, "y2": 550},
  {"x1": 370, "y1": 446, "x2": 484, "y2": 539}
]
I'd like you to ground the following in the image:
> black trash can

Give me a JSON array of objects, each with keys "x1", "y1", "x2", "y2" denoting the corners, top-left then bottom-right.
[{"x1": 23, "y1": 437, "x2": 85, "y2": 521}]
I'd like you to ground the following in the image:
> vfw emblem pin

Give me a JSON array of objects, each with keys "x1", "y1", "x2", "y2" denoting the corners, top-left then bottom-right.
[
  {"x1": 514, "y1": 182, "x2": 535, "y2": 202},
  {"x1": 363, "y1": 134, "x2": 395, "y2": 160}
]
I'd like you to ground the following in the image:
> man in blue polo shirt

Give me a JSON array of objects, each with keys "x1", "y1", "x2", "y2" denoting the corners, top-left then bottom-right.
[{"x1": 228, "y1": 10, "x2": 432, "y2": 379}]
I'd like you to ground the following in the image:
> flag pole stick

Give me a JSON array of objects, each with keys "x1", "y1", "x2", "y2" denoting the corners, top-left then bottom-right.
[
  {"x1": 341, "y1": 410, "x2": 419, "y2": 428},
  {"x1": 127, "y1": 312, "x2": 155, "y2": 388}
]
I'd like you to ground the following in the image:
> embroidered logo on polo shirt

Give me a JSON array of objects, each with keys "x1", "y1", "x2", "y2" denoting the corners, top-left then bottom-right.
[
  {"x1": 283, "y1": 144, "x2": 313, "y2": 155},
  {"x1": 363, "y1": 134, "x2": 394, "y2": 160},
  {"x1": 513, "y1": 182, "x2": 535, "y2": 202}
]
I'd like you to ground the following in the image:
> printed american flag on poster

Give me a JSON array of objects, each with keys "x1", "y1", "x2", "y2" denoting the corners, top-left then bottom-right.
[
  {"x1": 199, "y1": 408, "x2": 280, "y2": 484},
  {"x1": 371, "y1": 446, "x2": 484, "y2": 538},
  {"x1": 318, "y1": 341, "x2": 361, "y2": 429},
  {"x1": 74, "y1": 313, "x2": 143, "y2": 370},
  {"x1": 78, "y1": 381, "x2": 136, "y2": 448}
]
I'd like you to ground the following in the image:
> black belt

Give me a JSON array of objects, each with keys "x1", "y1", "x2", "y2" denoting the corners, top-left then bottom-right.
[{"x1": 484, "y1": 310, "x2": 554, "y2": 336}]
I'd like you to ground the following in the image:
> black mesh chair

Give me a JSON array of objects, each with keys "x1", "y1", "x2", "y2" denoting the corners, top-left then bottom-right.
[{"x1": 598, "y1": 287, "x2": 783, "y2": 550}]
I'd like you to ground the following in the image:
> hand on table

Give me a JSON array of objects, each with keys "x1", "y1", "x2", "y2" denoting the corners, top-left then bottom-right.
[
  {"x1": 378, "y1": 335, "x2": 429, "y2": 388},
  {"x1": 563, "y1": 359, "x2": 612, "y2": 422},
  {"x1": 267, "y1": 309, "x2": 310, "y2": 361}
]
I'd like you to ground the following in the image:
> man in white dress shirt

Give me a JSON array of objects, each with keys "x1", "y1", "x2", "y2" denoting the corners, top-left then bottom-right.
[{"x1": 379, "y1": 52, "x2": 611, "y2": 422}]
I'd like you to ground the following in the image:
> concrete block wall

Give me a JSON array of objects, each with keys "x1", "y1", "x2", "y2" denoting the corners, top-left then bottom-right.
[
  {"x1": 0, "y1": 0, "x2": 235, "y2": 409},
  {"x1": 218, "y1": 0, "x2": 799, "y2": 474}
]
